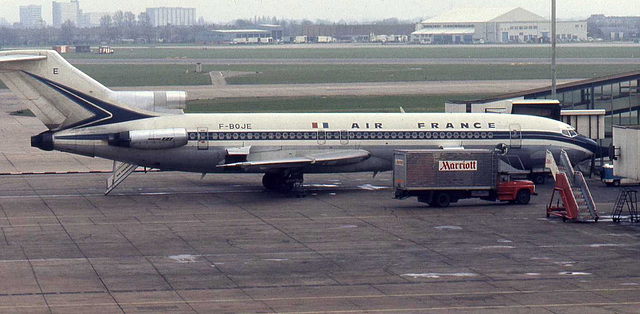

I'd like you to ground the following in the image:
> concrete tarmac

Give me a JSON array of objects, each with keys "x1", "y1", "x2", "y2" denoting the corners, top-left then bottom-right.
[{"x1": 1, "y1": 170, "x2": 640, "y2": 313}]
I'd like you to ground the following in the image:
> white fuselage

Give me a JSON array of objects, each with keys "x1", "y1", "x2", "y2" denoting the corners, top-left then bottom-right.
[{"x1": 49, "y1": 112, "x2": 597, "y2": 174}]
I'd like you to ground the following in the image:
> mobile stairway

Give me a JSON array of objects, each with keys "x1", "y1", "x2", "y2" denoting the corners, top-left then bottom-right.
[{"x1": 545, "y1": 149, "x2": 598, "y2": 222}]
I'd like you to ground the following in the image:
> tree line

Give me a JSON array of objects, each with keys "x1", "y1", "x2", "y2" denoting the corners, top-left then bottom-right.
[{"x1": 0, "y1": 11, "x2": 416, "y2": 47}]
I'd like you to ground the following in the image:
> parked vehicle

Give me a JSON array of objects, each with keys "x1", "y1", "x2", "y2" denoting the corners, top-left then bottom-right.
[{"x1": 393, "y1": 149, "x2": 536, "y2": 207}]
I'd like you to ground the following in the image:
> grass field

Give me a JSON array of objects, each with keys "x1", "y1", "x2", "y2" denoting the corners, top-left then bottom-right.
[
  {"x1": 2, "y1": 63, "x2": 638, "y2": 89},
  {"x1": 75, "y1": 64, "x2": 211, "y2": 86},
  {"x1": 81, "y1": 63, "x2": 640, "y2": 86},
  {"x1": 185, "y1": 94, "x2": 493, "y2": 113},
  {"x1": 60, "y1": 45, "x2": 640, "y2": 60}
]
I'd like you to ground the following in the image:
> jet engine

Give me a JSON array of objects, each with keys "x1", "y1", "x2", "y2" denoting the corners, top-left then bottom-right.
[
  {"x1": 112, "y1": 91, "x2": 187, "y2": 114},
  {"x1": 109, "y1": 128, "x2": 189, "y2": 150}
]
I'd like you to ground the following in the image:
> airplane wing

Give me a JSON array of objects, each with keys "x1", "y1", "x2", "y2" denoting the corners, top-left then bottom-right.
[
  {"x1": 217, "y1": 149, "x2": 371, "y2": 170},
  {"x1": 0, "y1": 54, "x2": 47, "y2": 63}
]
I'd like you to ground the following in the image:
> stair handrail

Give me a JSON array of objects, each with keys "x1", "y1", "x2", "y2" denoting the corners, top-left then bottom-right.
[
  {"x1": 545, "y1": 150, "x2": 560, "y2": 181},
  {"x1": 560, "y1": 150, "x2": 576, "y2": 185}
]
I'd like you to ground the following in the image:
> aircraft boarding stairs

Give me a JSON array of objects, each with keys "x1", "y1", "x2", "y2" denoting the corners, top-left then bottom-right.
[{"x1": 545, "y1": 149, "x2": 598, "y2": 222}]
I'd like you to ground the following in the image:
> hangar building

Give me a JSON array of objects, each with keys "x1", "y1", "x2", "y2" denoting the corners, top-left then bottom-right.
[
  {"x1": 196, "y1": 25, "x2": 283, "y2": 45},
  {"x1": 412, "y1": 7, "x2": 587, "y2": 44},
  {"x1": 197, "y1": 29, "x2": 274, "y2": 45}
]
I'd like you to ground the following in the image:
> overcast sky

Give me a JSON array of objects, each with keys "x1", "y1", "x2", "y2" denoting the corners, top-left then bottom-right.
[{"x1": 1, "y1": 0, "x2": 638, "y2": 24}]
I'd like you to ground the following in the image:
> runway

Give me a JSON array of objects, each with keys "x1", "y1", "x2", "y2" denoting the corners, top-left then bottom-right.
[
  {"x1": 69, "y1": 57, "x2": 640, "y2": 65},
  {"x1": 112, "y1": 80, "x2": 573, "y2": 100}
]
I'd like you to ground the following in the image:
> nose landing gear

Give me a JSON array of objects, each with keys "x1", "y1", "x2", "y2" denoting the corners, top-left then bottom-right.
[{"x1": 262, "y1": 170, "x2": 305, "y2": 197}]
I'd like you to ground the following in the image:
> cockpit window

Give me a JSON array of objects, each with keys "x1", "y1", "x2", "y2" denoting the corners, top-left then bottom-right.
[{"x1": 562, "y1": 129, "x2": 578, "y2": 137}]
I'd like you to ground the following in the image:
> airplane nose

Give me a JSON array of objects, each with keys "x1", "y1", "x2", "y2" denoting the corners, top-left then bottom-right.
[{"x1": 575, "y1": 135, "x2": 603, "y2": 158}]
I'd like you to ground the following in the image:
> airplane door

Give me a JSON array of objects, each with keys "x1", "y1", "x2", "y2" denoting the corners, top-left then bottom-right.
[
  {"x1": 340, "y1": 130, "x2": 349, "y2": 145},
  {"x1": 509, "y1": 124, "x2": 521, "y2": 149},
  {"x1": 317, "y1": 130, "x2": 326, "y2": 145},
  {"x1": 197, "y1": 127, "x2": 208, "y2": 150}
]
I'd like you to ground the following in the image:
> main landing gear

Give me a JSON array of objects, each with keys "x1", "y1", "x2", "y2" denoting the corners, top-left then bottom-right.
[{"x1": 262, "y1": 170, "x2": 305, "y2": 197}]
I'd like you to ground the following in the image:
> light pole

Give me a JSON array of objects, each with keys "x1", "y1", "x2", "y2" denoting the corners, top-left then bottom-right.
[{"x1": 551, "y1": 0, "x2": 557, "y2": 99}]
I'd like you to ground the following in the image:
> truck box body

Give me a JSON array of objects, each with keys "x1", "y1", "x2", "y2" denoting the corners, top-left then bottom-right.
[{"x1": 394, "y1": 149, "x2": 497, "y2": 191}]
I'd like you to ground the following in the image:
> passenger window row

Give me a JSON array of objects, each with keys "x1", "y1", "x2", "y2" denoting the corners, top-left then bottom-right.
[{"x1": 188, "y1": 131, "x2": 496, "y2": 141}]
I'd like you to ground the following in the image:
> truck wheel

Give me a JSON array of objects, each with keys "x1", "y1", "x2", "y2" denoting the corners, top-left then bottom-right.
[
  {"x1": 515, "y1": 190, "x2": 531, "y2": 205},
  {"x1": 434, "y1": 192, "x2": 451, "y2": 208},
  {"x1": 613, "y1": 180, "x2": 621, "y2": 187},
  {"x1": 531, "y1": 173, "x2": 546, "y2": 185}
]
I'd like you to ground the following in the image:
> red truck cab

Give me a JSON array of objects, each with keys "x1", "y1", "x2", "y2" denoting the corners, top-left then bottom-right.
[{"x1": 497, "y1": 179, "x2": 536, "y2": 204}]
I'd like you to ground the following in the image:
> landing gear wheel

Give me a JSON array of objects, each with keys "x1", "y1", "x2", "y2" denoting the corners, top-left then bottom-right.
[
  {"x1": 515, "y1": 190, "x2": 531, "y2": 205},
  {"x1": 287, "y1": 181, "x2": 305, "y2": 198},
  {"x1": 264, "y1": 171, "x2": 305, "y2": 197},
  {"x1": 262, "y1": 173, "x2": 283, "y2": 190},
  {"x1": 433, "y1": 192, "x2": 451, "y2": 208}
]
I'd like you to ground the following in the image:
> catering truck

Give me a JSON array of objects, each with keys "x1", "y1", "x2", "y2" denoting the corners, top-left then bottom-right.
[{"x1": 393, "y1": 149, "x2": 536, "y2": 207}]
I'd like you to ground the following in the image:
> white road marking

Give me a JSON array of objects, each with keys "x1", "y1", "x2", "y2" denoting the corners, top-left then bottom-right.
[
  {"x1": 402, "y1": 273, "x2": 477, "y2": 279},
  {"x1": 169, "y1": 254, "x2": 198, "y2": 263},
  {"x1": 434, "y1": 226, "x2": 462, "y2": 230},
  {"x1": 475, "y1": 246, "x2": 515, "y2": 250},
  {"x1": 559, "y1": 272, "x2": 591, "y2": 276}
]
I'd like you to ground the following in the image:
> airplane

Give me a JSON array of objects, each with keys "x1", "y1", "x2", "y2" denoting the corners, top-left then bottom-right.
[{"x1": 0, "y1": 50, "x2": 599, "y2": 195}]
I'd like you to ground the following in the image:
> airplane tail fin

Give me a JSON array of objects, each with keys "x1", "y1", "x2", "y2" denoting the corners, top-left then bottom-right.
[{"x1": 0, "y1": 50, "x2": 154, "y2": 130}]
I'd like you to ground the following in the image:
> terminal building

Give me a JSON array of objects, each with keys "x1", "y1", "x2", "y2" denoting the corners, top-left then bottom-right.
[
  {"x1": 446, "y1": 71, "x2": 640, "y2": 145},
  {"x1": 588, "y1": 14, "x2": 640, "y2": 41},
  {"x1": 412, "y1": 7, "x2": 587, "y2": 44}
]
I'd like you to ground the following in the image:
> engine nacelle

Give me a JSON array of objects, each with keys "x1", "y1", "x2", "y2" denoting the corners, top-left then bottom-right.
[
  {"x1": 112, "y1": 91, "x2": 187, "y2": 114},
  {"x1": 109, "y1": 128, "x2": 189, "y2": 150}
]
